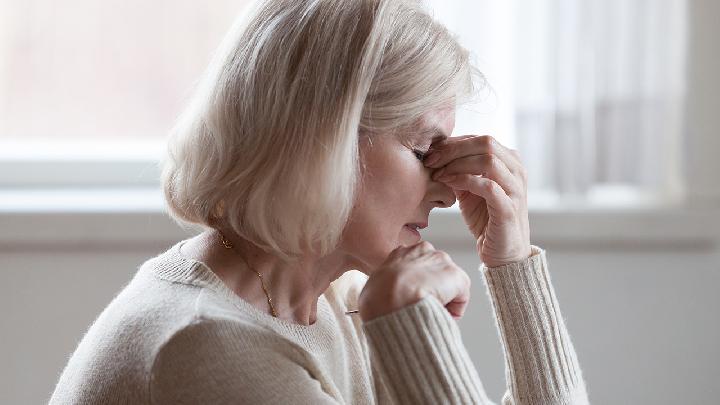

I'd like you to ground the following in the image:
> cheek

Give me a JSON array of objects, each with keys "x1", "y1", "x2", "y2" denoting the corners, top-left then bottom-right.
[
  {"x1": 385, "y1": 161, "x2": 427, "y2": 206},
  {"x1": 364, "y1": 149, "x2": 428, "y2": 225},
  {"x1": 342, "y1": 141, "x2": 428, "y2": 265},
  {"x1": 367, "y1": 168, "x2": 423, "y2": 217},
  {"x1": 343, "y1": 169, "x2": 425, "y2": 255}
]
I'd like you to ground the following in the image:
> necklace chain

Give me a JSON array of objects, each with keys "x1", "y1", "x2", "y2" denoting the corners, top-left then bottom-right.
[
  {"x1": 218, "y1": 231, "x2": 278, "y2": 318},
  {"x1": 217, "y1": 230, "x2": 360, "y2": 318}
]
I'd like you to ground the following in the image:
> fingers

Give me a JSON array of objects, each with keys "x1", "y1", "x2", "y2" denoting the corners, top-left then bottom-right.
[
  {"x1": 431, "y1": 264, "x2": 471, "y2": 319},
  {"x1": 411, "y1": 246, "x2": 470, "y2": 311},
  {"x1": 375, "y1": 242, "x2": 472, "y2": 320},
  {"x1": 424, "y1": 135, "x2": 525, "y2": 178},
  {"x1": 396, "y1": 240, "x2": 435, "y2": 259},
  {"x1": 445, "y1": 285, "x2": 471, "y2": 319},
  {"x1": 431, "y1": 154, "x2": 523, "y2": 197},
  {"x1": 416, "y1": 240, "x2": 435, "y2": 253},
  {"x1": 438, "y1": 134, "x2": 478, "y2": 142},
  {"x1": 441, "y1": 175, "x2": 517, "y2": 221}
]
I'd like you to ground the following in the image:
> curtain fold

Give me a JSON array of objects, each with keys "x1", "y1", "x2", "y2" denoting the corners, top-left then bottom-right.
[{"x1": 431, "y1": 0, "x2": 687, "y2": 205}]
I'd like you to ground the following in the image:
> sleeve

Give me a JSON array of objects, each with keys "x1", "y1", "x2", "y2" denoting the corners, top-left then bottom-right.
[
  {"x1": 361, "y1": 245, "x2": 590, "y2": 405},
  {"x1": 361, "y1": 290, "x2": 495, "y2": 404},
  {"x1": 149, "y1": 320, "x2": 342, "y2": 404},
  {"x1": 480, "y1": 245, "x2": 590, "y2": 405}
]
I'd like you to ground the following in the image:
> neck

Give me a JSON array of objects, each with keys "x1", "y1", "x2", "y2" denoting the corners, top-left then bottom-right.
[{"x1": 208, "y1": 228, "x2": 361, "y2": 326}]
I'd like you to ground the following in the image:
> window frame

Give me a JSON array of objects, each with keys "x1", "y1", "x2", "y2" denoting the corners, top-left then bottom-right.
[{"x1": 1, "y1": 0, "x2": 718, "y2": 251}]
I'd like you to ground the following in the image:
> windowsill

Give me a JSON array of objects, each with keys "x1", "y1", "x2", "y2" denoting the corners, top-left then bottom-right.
[{"x1": 0, "y1": 188, "x2": 718, "y2": 252}]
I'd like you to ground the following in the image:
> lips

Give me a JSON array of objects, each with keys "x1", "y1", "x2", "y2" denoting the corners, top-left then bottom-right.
[
  {"x1": 403, "y1": 224, "x2": 421, "y2": 237},
  {"x1": 403, "y1": 221, "x2": 428, "y2": 240},
  {"x1": 404, "y1": 222, "x2": 428, "y2": 231}
]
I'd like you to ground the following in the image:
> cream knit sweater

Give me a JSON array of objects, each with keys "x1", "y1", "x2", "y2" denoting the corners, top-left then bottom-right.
[{"x1": 49, "y1": 240, "x2": 589, "y2": 404}]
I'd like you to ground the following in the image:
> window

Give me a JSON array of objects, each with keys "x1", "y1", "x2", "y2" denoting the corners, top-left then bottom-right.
[
  {"x1": 0, "y1": 0, "x2": 253, "y2": 188},
  {"x1": 1, "y1": 0, "x2": 691, "y2": 210},
  {"x1": 429, "y1": 0, "x2": 688, "y2": 208}
]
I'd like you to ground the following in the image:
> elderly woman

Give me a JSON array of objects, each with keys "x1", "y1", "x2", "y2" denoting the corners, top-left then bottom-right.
[{"x1": 50, "y1": 0, "x2": 589, "y2": 404}]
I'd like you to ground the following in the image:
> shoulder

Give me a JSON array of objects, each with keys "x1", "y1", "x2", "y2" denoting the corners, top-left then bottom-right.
[
  {"x1": 152, "y1": 316, "x2": 279, "y2": 363},
  {"x1": 149, "y1": 317, "x2": 323, "y2": 403}
]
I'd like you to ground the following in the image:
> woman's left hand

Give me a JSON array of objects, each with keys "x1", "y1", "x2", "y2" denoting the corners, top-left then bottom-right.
[{"x1": 423, "y1": 135, "x2": 532, "y2": 268}]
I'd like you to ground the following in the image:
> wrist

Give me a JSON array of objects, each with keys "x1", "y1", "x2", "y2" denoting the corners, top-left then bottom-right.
[{"x1": 484, "y1": 246, "x2": 533, "y2": 268}]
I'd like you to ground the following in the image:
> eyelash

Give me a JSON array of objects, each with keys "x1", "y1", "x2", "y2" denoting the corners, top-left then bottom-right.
[{"x1": 413, "y1": 149, "x2": 428, "y2": 161}]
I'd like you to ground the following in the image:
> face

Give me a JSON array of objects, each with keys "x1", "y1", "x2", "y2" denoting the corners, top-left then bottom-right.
[{"x1": 340, "y1": 105, "x2": 457, "y2": 273}]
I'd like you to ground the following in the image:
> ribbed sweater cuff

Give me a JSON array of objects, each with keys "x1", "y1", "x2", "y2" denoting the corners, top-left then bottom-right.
[
  {"x1": 481, "y1": 245, "x2": 589, "y2": 404},
  {"x1": 361, "y1": 294, "x2": 489, "y2": 405}
]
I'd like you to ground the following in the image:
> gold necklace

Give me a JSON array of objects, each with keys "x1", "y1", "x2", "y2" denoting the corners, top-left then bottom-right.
[
  {"x1": 217, "y1": 230, "x2": 361, "y2": 318},
  {"x1": 218, "y1": 231, "x2": 278, "y2": 318}
]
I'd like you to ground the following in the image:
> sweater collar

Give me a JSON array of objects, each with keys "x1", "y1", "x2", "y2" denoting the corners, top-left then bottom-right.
[{"x1": 145, "y1": 239, "x2": 338, "y2": 333}]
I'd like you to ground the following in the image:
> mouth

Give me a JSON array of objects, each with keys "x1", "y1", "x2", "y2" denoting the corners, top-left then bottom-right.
[
  {"x1": 405, "y1": 222, "x2": 428, "y2": 230},
  {"x1": 403, "y1": 222, "x2": 427, "y2": 238}
]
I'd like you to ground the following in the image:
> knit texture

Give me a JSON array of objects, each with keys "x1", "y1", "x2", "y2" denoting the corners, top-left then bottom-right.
[{"x1": 49, "y1": 240, "x2": 589, "y2": 404}]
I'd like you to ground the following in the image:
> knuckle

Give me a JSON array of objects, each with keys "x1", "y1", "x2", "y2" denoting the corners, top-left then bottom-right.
[
  {"x1": 480, "y1": 135, "x2": 495, "y2": 150},
  {"x1": 482, "y1": 179, "x2": 497, "y2": 193}
]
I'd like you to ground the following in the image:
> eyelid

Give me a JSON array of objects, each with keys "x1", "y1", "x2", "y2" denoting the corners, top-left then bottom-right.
[{"x1": 413, "y1": 148, "x2": 429, "y2": 161}]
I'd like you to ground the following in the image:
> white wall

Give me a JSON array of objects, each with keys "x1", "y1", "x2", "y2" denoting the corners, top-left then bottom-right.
[
  {"x1": 455, "y1": 246, "x2": 720, "y2": 404},
  {"x1": 1, "y1": 209, "x2": 719, "y2": 404}
]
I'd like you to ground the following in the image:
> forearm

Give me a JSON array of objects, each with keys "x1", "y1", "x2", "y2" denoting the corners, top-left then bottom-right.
[
  {"x1": 361, "y1": 294, "x2": 494, "y2": 405},
  {"x1": 481, "y1": 245, "x2": 589, "y2": 405}
]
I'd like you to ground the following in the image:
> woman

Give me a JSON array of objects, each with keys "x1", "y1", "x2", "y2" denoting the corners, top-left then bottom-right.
[{"x1": 50, "y1": 0, "x2": 589, "y2": 403}]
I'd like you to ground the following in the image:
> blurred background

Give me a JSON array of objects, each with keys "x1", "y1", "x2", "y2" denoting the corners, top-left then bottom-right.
[{"x1": 1, "y1": 0, "x2": 718, "y2": 403}]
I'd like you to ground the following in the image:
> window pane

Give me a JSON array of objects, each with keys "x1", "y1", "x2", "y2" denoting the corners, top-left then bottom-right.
[{"x1": 0, "y1": 0, "x2": 251, "y2": 145}]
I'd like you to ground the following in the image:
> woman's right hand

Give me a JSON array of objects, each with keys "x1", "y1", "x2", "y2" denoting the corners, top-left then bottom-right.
[{"x1": 358, "y1": 241, "x2": 471, "y2": 322}]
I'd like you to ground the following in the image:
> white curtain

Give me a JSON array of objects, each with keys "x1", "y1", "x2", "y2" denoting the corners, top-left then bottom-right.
[{"x1": 429, "y1": 0, "x2": 687, "y2": 206}]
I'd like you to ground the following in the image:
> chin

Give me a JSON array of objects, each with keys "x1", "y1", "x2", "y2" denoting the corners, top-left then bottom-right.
[{"x1": 348, "y1": 234, "x2": 417, "y2": 273}]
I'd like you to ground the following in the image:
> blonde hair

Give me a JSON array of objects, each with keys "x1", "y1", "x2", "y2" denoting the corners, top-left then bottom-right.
[{"x1": 161, "y1": 0, "x2": 484, "y2": 262}]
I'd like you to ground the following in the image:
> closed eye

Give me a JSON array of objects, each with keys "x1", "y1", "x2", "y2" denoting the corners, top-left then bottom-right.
[{"x1": 413, "y1": 149, "x2": 427, "y2": 161}]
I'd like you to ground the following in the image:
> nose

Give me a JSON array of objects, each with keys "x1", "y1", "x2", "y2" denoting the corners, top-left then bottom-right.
[{"x1": 427, "y1": 178, "x2": 457, "y2": 208}]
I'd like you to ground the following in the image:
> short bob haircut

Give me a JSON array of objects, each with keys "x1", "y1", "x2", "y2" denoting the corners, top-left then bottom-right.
[{"x1": 161, "y1": 0, "x2": 484, "y2": 262}]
